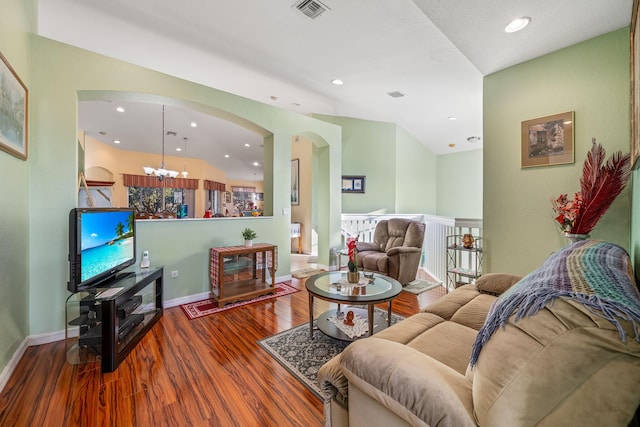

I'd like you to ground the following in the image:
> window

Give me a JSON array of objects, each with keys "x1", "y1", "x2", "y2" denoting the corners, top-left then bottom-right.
[{"x1": 128, "y1": 186, "x2": 195, "y2": 218}]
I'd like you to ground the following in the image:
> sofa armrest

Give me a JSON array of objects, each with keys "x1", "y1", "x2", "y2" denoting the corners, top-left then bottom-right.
[
  {"x1": 474, "y1": 273, "x2": 522, "y2": 296},
  {"x1": 340, "y1": 338, "x2": 476, "y2": 427},
  {"x1": 357, "y1": 242, "x2": 380, "y2": 252},
  {"x1": 318, "y1": 353, "x2": 349, "y2": 406},
  {"x1": 386, "y1": 246, "x2": 421, "y2": 257}
]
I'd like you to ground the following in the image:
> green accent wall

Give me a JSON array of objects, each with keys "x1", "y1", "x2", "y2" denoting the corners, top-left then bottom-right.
[
  {"x1": 484, "y1": 28, "x2": 631, "y2": 275},
  {"x1": 436, "y1": 150, "x2": 483, "y2": 217},
  {"x1": 0, "y1": 0, "x2": 34, "y2": 373}
]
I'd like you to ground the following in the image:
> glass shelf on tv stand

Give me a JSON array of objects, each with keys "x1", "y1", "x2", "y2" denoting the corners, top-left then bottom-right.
[{"x1": 65, "y1": 266, "x2": 163, "y2": 372}]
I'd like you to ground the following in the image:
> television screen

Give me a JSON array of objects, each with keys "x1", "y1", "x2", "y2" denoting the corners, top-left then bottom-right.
[{"x1": 68, "y1": 208, "x2": 136, "y2": 293}]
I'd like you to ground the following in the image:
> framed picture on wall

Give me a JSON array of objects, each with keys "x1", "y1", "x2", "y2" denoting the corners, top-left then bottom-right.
[
  {"x1": 631, "y1": 0, "x2": 640, "y2": 169},
  {"x1": 0, "y1": 51, "x2": 28, "y2": 160},
  {"x1": 291, "y1": 159, "x2": 300, "y2": 205},
  {"x1": 521, "y1": 111, "x2": 574, "y2": 168},
  {"x1": 342, "y1": 175, "x2": 366, "y2": 193}
]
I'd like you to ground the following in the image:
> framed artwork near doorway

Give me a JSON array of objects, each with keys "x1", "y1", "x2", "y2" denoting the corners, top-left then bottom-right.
[
  {"x1": 341, "y1": 175, "x2": 366, "y2": 193},
  {"x1": 291, "y1": 159, "x2": 300, "y2": 205}
]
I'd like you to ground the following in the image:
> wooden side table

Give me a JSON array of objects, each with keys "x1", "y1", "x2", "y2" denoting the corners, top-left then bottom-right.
[{"x1": 209, "y1": 243, "x2": 278, "y2": 307}]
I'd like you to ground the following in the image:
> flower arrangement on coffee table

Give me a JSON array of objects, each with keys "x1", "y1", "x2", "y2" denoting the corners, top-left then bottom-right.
[
  {"x1": 346, "y1": 236, "x2": 359, "y2": 283},
  {"x1": 552, "y1": 138, "x2": 631, "y2": 238}
]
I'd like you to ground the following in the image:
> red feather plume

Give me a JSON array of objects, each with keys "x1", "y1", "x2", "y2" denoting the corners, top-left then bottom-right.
[{"x1": 570, "y1": 138, "x2": 631, "y2": 234}]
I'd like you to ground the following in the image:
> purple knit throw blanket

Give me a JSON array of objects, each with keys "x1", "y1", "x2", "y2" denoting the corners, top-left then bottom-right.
[{"x1": 470, "y1": 240, "x2": 640, "y2": 366}]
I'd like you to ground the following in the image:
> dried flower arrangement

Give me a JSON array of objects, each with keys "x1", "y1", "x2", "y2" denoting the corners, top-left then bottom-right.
[{"x1": 552, "y1": 138, "x2": 631, "y2": 235}]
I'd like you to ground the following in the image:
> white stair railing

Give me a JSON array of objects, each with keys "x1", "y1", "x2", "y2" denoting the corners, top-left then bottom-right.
[{"x1": 340, "y1": 214, "x2": 482, "y2": 285}]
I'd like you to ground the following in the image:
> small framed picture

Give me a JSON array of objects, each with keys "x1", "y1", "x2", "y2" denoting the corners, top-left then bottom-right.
[
  {"x1": 521, "y1": 111, "x2": 574, "y2": 168},
  {"x1": 342, "y1": 175, "x2": 365, "y2": 193}
]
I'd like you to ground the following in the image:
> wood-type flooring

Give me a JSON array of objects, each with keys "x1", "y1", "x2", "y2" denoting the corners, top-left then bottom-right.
[{"x1": 0, "y1": 264, "x2": 445, "y2": 427}]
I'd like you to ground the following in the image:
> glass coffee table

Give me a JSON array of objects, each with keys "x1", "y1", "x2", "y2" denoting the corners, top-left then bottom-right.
[{"x1": 305, "y1": 271, "x2": 402, "y2": 341}]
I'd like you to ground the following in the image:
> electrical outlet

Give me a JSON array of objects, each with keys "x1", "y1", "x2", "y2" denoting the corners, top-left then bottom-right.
[{"x1": 171, "y1": 270, "x2": 179, "y2": 278}]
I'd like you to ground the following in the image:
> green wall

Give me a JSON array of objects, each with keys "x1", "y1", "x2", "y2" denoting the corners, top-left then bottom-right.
[
  {"x1": 25, "y1": 36, "x2": 342, "y2": 338},
  {"x1": 436, "y1": 149, "x2": 483, "y2": 217},
  {"x1": 484, "y1": 28, "x2": 631, "y2": 275},
  {"x1": 313, "y1": 114, "x2": 439, "y2": 215},
  {"x1": 0, "y1": 0, "x2": 34, "y2": 373},
  {"x1": 395, "y1": 126, "x2": 437, "y2": 214}
]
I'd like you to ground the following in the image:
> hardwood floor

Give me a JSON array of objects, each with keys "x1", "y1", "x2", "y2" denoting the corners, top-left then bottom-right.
[{"x1": 0, "y1": 263, "x2": 445, "y2": 426}]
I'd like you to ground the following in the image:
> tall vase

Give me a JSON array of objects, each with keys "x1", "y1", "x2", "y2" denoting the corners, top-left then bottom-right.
[{"x1": 564, "y1": 232, "x2": 590, "y2": 244}]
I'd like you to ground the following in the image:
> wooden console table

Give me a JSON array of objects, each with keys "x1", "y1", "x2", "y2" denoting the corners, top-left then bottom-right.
[{"x1": 209, "y1": 243, "x2": 278, "y2": 307}]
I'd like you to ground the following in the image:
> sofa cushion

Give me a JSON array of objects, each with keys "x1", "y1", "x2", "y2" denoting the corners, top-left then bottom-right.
[
  {"x1": 373, "y1": 312, "x2": 445, "y2": 344},
  {"x1": 450, "y1": 294, "x2": 500, "y2": 331},
  {"x1": 423, "y1": 284, "x2": 481, "y2": 320},
  {"x1": 359, "y1": 251, "x2": 389, "y2": 274},
  {"x1": 405, "y1": 321, "x2": 478, "y2": 375},
  {"x1": 472, "y1": 298, "x2": 640, "y2": 426}
]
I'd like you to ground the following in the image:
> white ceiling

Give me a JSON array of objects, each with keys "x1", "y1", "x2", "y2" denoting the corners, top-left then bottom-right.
[{"x1": 37, "y1": 0, "x2": 633, "y2": 181}]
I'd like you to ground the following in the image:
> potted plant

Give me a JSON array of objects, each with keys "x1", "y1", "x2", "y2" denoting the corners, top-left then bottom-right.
[{"x1": 242, "y1": 228, "x2": 257, "y2": 247}]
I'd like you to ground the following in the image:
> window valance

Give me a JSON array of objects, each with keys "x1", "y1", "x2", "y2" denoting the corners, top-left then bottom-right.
[
  {"x1": 123, "y1": 174, "x2": 199, "y2": 189},
  {"x1": 204, "y1": 180, "x2": 226, "y2": 192}
]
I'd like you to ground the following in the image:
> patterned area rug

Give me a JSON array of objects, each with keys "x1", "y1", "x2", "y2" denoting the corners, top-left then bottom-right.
[
  {"x1": 291, "y1": 267, "x2": 326, "y2": 279},
  {"x1": 257, "y1": 308, "x2": 405, "y2": 400},
  {"x1": 403, "y1": 279, "x2": 442, "y2": 295},
  {"x1": 180, "y1": 282, "x2": 299, "y2": 320}
]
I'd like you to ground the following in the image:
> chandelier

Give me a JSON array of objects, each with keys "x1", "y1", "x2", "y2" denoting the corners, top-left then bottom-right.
[
  {"x1": 181, "y1": 137, "x2": 189, "y2": 178},
  {"x1": 143, "y1": 105, "x2": 179, "y2": 180}
]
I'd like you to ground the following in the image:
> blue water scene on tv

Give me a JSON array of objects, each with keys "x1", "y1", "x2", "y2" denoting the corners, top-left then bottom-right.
[{"x1": 80, "y1": 211, "x2": 134, "y2": 282}]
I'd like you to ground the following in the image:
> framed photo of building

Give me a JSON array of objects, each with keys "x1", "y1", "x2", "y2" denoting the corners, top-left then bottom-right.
[
  {"x1": 521, "y1": 111, "x2": 574, "y2": 168},
  {"x1": 0, "y1": 51, "x2": 28, "y2": 160},
  {"x1": 342, "y1": 175, "x2": 365, "y2": 193}
]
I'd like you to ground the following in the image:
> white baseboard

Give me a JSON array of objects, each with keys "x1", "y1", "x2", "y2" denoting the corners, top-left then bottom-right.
[
  {"x1": 0, "y1": 276, "x2": 296, "y2": 393},
  {"x1": 0, "y1": 338, "x2": 28, "y2": 394}
]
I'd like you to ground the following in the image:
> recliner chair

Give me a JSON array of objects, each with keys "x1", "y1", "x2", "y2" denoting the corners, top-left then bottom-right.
[{"x1": 356, "y1": 218, "x2": 425, "y2": 285}]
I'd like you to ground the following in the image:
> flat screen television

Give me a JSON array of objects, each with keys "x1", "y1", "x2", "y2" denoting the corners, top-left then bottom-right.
[{"x1": 68, "y1": 207, "x2": 136, "y2": 293}]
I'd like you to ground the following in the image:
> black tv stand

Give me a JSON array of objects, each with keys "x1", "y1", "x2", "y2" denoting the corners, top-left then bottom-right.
[{"x1": 65, "y1": 266, "x2": 163, "y2": 372}]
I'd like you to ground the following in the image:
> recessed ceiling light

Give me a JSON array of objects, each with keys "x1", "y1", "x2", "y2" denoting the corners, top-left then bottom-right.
[
  {"x1": 448, "y1": 143, "x2": 456, "y2": 148},
  {"x1": 253, "y1": 162, "x2": 259, "y2": 166},
  {"x1": 448, "y1": 116, "x2": 458, "y2": 121},
  {"x1": 270, "y1": 95, "x2": 278, "y2": 101},
  {"x1": 331, "y1": 79, "x2": 344, "y2": 85},
  {"x1": 224, "y1": 154, "x2": 230, "y2": 158},
  {"x1": 244, "y1": 143, "x2": 250, "y2": 147},
  {"x1": 116, "y1": 107, "x2": 125, "y2": 113},
  {"x1": 190, "y1": 122, "x2": 197, "y2": 127},
  {"x1": 176, "y1": 147, "x2": 182, "y2": 152},
  {"x1": 387, "y1": 91, "x2": 405, "y2": 98},
  {"x1": 505, "y1": 17, "x2": 531, "y2": 33},
  {"x1": 113, "y1": 139, "x2": 121, "y2": 144}
]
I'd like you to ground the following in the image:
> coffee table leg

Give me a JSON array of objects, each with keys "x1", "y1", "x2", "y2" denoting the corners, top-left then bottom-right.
[
  {"x1": 368, "y1": 304, "x2": 374, "y2": 336},
  {"x1": 308, "y1": 293, "x2": 314, "y2": 338},
  {"x1": 387, "y1": 301, "x2": 392, "y2": 326}
]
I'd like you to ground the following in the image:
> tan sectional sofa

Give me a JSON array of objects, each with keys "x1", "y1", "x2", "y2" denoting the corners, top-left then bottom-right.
[{"x1": 318, "y1": 241, "x2": 640, "y2": 426}]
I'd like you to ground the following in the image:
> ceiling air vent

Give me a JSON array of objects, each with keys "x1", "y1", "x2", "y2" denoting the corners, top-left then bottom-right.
[
  {"x1": 387, "y1": 91, "x2": 405, "y2": 98},
  {"x1": 294, "y1": 0, "x2": 329, "y2": 19}
]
